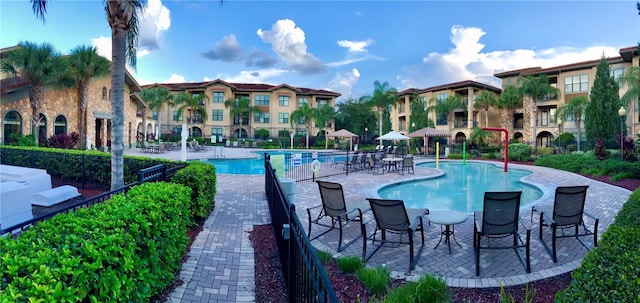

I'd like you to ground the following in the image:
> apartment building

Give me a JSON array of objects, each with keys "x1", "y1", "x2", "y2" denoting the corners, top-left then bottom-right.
[
  {"x1": 0, "y1": 46, "x2": 147, "y2": 150},
  {"x1": 143, "y1": 79, "x2": 340, "y2": 141},
  {"x1": 393, "y1": 80, "x2": 501, "y2": 143},
  {"x1": 495, "y1": 46, "x2": 638, "y2": 147}
]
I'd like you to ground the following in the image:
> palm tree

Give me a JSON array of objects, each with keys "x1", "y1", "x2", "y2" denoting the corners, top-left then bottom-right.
[
  {"x1": 0, "y1": 41, "x2": 68, "y2": 145},
  {"x1": 224, "y1": 96, "x2": 261, "y2": 138},
  {"x1": 494, "y1": 85, "x2": 523, "y2": 142},
  {"x1": 315, "y1": 103, "x2": 336, "y2": 149},
  {"x1": 140, "y1": 86, "x2": 173, "y2": 140},
  {"x1": 174, "y1": 91, "x2": 209, "y2": 137},
  {"x1": 366, "y1": 80, "x2": 398, "y2": 138},
  {"x1": 427, "y1": 95, "x2": 464, "y2": 135},
  {"x1": 556, "y1": 95, "x2": 588, "y2": 151},
  {"x1": 66, "y1": 45, "x2": 110, "y2": 149},
  {"x1": 621, "y1": 66, "x2": 640, "y2": 107},
  {"x1": 290, "y1": 103, "x2": 319, "y2": 149},
  {"x1": 474, "y1": 90, "x2": 498, "y2": 127},
  {"x1": 521, "y1": 75, "x2": 560, "y2": 153}
]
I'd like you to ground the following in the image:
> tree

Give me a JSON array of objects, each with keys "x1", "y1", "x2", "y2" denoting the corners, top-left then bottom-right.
[
  {"x1": 585, "y1": 56, "x2": 621, "y2": 145},
  {"x1": 223, "y1": 96, "x2": 261, "y2": 138},
  {"x1": 335, "y1": 96, "x2": 377, "y2": 138},
  {"x1": 290, "y1": 103, "x2": 318, "y2": 149},
  {"x1": 521, "y1": 74, "x2": 560, "y2": 153},
  {"x1": 556, "y1": 95, "x2": 588, "y2": 151},
  {"x1": 140, "y1": 86, "x2": 173, "y2": 140},
  {"x1": 365, "y1": 81, "x2": 398, "y2": 137},
  {"x1": 474, "y1": 90, "x2": 498, "y2": 127},
  {"x1": 621, "y1": 66, "x2": 640, "y2": 107},
  {"x1": 409, "y1": 91, "x2": 434, "y2": 130},
  {"x1": 315, "y1": 103, "x2": 336, "y2": 149},
  {"x1": 427, "y1": 95, "x2": 464, "y2": 135},
  {"x1": 174, "y1": 91, "x2": 209, "y2": 137},
  {"x1": 494, "y1": 85, "x2": 523, "y2": 142},
  {"x1": 0, "y1": 41, "x2": 68, "y2": 145},
  {"x1": 66, "y1": 45, "x2": 110, "y2": 149}
]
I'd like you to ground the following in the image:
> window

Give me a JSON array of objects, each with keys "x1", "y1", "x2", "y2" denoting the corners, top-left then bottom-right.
[
  {"x1": 255, "y1": 95, "x2": 270, "y2": 106},
  {"x1": 550, "y1": 108, "x2": 556, "y2": 124},
  {"x1": 611, "y1": 68, "x2": 624, "y2": 86},
  {"x1": 564, "y1": 74, "x2": 589, "y2": 93},
  {"x1": 278, "y1": 113, "x2": 289, "y2": 124},
  {"x1": 172, "y1": 126, "x2": 182, "y2": 134},
  {"x1": 541, "y1": 111, "x2": 549, "y2": 126},
  {"x1": 102, "y1": 87, "x2": 107, "y2": 100},
  {"x1": 213, "y1": 91, "x2": 224, "y2": 103},
  {"x1": 212, "y1": 109, "x2": 224, "y2": 121},
  {"x1": 297, "y1": 117, "x2": 306, "y2": 125},
  {"x1": 3, "y1": 111, "x2": 22, "y2": 145},
  {"x1": 316, "y1": 99, "x2": 328, "y2": 107},
  {"x1": 298, "y1": 97, "x2": 308, "y2": 107},
  {"x1": 152, "y1": 110, "x2": 158, "y2": 120},
  {"x1": 211, "y1": 127, "x2": 223, "y2": 136},
  {"x1": 254, "y1": 112, "x2": 270, "y2": 123},
  {"x1": 173, "y1": 111, "x2": 183, "y2": 121},
  {"x1": 507, "y1": 79, "x2": 512, "y2": 85},
  {"x1": 436, "y1": 93, "x2": 448, "y2": 102},
  {"x1": 279, "y1": 95, "x2": 290, "y2": 106},
  {"x1": 54, "y1": 115, "x2": 67, "y2": 134},
  {"x1": 565, "y1": 113, "x2": 575, "y2": 121},
  {"x1": 192, "y1": 112, "x2": 204, "y2": 123}
]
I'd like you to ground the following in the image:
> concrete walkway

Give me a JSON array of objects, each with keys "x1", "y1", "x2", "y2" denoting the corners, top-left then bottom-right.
[{"x1": 124, "y1": 146, "x2": 631, "y2": 302}]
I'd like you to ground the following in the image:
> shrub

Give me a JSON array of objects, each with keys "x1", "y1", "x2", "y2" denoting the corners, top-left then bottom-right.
[
  {"x1": 356, "y1": 266, "x2": 391, "y2": 296},
  {"x1": 594, "y1": 138, "x2": 607, "y2": 160},
  {"x1": 8, "y1": 133, "x2": 37, "y2": 146},
  {"x1": 336, "y1": 256, "x2": 363, "y2": 274},
  {"x1": 256, "y1": 128, "x2": 270, "y2": 140},
  {"x1": 537, "y1": 146, "x2": 555, "y2": 155},
  {"x1": 508, "y1": 143, "x2": 532, "y2": 161},
  {"x1": 383, "y1": 275, "x2": 451, "y2": 303},
  {"x1": 171, "y1": 161, "x2": 217, "y2": 223},
  {"x1": 47, "y1": 132, "x2": 80, "y2": 149}
]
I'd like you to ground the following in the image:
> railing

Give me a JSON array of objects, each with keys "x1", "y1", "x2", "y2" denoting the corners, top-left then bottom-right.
[
  {"x1": 1, "y1": 164, "x2": 175, "y2": 236},
  {"x1": 270, "y1": 151, "x2": 352, "y2": 183},
  {"x1": 264, "y1": 154, "x2": 339, "y2": 302}
]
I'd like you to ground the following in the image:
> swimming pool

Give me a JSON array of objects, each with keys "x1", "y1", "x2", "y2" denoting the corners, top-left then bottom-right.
[
  {"x1": 377, "y1": 162, "x2": 542, "y2": 213},
  {"x1": 201, "y1": 150, "x2": 334, "y2": 174}
]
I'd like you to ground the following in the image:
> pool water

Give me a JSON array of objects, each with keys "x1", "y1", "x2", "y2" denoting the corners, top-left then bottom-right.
[
  {"x1": 201, "y1": 150, "x2": 334, "y2": 175},
  {"x1": 377, "y1": 162, "x2": 542, "y2": 213}
]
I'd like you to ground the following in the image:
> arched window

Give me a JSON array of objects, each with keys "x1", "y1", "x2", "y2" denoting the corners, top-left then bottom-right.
[
  {"x1": 54, "y1": 115, "x2": 67, "y2": 135},
  {"x1": 102, "y1": 87, "x2": 108, "y2": 100},
  {"x1": 3, "y1": 110, "x2": 23, "y2": 144}
]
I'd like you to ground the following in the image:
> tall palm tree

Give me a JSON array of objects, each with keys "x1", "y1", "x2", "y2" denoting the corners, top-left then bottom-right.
[
  {"x1": 315, "y1": 103, "x2": 336, "y2": 149},
  {"x1": 0, "y1": 41, "x2": 68, "y2": 145},
  {"x1": 140, "y1": 86, "x2": 173, "y2": 140},
  {"x1": 366, "y1": 80, "x2": 398, "y2": 138},
  {"x1": 556, "y1": 95, "x2": 588, "y2": 151},
  {"x1": 474, "y1": 90, "x2": 498, "y2": 127},
  {"x1": 66, "y1": 45, "x2": 110, "y2": 149},
  {"x1": 290, "y1": 103, "x2": 318, "y2": 149},
  {"x1": 174, "y1": 91, "x2": 209, "y2": 137},
  {"x1": 521, "y1": 75, "x2": 560, "y2": 154},
  {"x1": 223, "y1": 96, "x2": 261, "y2": 138},
  {"x1": 30, "y1": 0, "x2": 147, "y2": 190},
  {"x1": 494, "y1": 85, "x2": 523, "y2": 142},
  {"x1": 427, "y1": 95, "x2": 464, "y2": 135}
]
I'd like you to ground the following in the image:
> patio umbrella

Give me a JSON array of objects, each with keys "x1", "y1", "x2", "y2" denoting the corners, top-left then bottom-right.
[
  {"x1": 327, "y1": 128, "x2": 358, "y2": 150},
  {"x1": 375, "y1": 130, "x2": 410, "y2": 141},
  {"x1": 407, "y1": 127, "x2": 450, "y2": 156}
]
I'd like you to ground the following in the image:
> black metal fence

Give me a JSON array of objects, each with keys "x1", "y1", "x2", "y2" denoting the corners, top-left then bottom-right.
[
  {"x1": 1, "y1": 164, "x2": 174, "y2": 236},
  {"x1": 264, "y1": 154, "x2": 339, "y2": 303}
]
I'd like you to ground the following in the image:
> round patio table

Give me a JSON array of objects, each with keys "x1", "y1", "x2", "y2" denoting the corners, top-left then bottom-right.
[{"x1": 428, "y1": 210, "x2": 468, "y2": 254}]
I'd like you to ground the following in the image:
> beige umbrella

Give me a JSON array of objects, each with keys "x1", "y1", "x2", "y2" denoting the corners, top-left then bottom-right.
[
  {"x1": 327, "y1": 129, "x2": 358, "y2": 150},
  {"x1": 407, "y1": 127, "x2": 451, "y2": 156}
]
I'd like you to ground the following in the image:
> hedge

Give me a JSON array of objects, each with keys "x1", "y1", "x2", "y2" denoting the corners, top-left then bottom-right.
[
  {"x1": 171, "y1": 161, "x2": 217, "y2": 223},
  {"x1": 0, "y1": 182, "x2": 192, "y2": 302}
]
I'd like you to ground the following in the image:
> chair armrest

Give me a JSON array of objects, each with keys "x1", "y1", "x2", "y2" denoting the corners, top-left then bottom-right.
[
  {"x1": 583, "y1": 210, "x2": 599, "y2": 222},
  {"x1": 519, "y1": 217, "x2": 532, "y2": 231},
  {"x1": 540, "y1": 211, "x2": 556, "y2": 226}
]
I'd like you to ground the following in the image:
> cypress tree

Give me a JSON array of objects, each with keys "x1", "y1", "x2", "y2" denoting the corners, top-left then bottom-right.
[{"x1": 585, "y1": 56, "x2": 621, "y2": 145}]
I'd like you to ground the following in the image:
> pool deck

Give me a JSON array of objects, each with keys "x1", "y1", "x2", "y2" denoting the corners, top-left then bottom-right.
[{"x1": 124, "y1": 146, "x2": 632, "y2": 302}]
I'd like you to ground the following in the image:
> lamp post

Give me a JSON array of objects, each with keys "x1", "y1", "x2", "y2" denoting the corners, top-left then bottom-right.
[{"x1": 618, "y1": 106, "x2": 627, "y2": 161}]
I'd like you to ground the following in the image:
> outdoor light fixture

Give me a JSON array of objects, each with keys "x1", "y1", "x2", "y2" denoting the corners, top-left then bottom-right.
[
  {"x1": 618, "y1": 106, "x2": 627, "y2": 161},
  {"x1": 364, "y1": 127, "x2": 368, "y2": 145}
]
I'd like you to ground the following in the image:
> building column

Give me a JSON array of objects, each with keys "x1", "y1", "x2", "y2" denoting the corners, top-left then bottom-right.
[{"x1": 467, "y1": 87, "x2": 474, "y2": 129}]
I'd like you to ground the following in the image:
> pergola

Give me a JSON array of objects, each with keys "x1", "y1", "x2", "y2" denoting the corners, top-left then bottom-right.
[
  {"x1": 327, "y1": 129, "x2": 358, "y2": 151},
  {"x1": 407, "y1": 127, "x2": 451, "y2": 156}
]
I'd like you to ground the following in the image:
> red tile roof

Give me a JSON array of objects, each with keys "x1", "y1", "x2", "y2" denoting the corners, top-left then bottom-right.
[
  {"x1": 420, "y1": 79, "x2": 501, "y2": 93},
  {"x1": 142, "y1": 79, "x2": 341, "y2": 97}
]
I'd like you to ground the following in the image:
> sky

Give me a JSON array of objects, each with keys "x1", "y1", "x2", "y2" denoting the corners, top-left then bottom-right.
[{"x1": 1, "y1": 1, "x2": 638, "y2": 101}]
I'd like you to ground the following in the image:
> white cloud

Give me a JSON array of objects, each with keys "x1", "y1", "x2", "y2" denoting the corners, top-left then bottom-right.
[
  {"x1": 91, "y1": 36, "x2": 112, "y2": 60},
  {"x1": 164, "y1": 74, "x2": 185, "y2": 83},
  {"x1": 337, "y1": 39, "x2": 374, "y2": 53},
  {"x1": 398, "y1": 25, "x2": 621, "y2": 90},
  {"x1": 257, "y1": 19, "x2": 325, "y2": 75},
  {"x1": 138, "y1": 0, "x2": 171, "y2": 53},
  {"x1": 328, "y1": 68, "x2": 360, "y2": 98},
  {"x1": 214, "y1": 69, "x2": 287, "y2": 84}
]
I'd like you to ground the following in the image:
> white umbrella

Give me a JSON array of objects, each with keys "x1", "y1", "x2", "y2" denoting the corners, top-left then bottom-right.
[{"x1": 376, "y1": 131, "x2": 410, "y2": 141}]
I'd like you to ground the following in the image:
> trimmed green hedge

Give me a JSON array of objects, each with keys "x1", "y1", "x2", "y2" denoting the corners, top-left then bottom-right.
[
  {"x1": 555, "y1": 189, "x2": 640, "y2": 302},
  {"x1": 0, "y1": 182, "x2": 192, "y2": 302},
  {"x1": 171, "y1": 161, "x2": 217, "y2": 223}
]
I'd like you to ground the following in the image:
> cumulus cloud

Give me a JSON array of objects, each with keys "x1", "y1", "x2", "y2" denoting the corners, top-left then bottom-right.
[
  {"x1": 201, "y1": 34, "x2": 245, "y2": 62},
  {"x1": 164, "y1": 73, "x2": 185, "y2": 83},
  {"x1": 328, "y1": 68, "x2": 361, "y2": 98},
  {"x1": 213, "y1": 68, "x2": 287, "y2": 84},
  {"x1": 397, "y1": 25, "x2": 620, "y2": 90},
  {"x1": 138, "y1": 0, "x2": 171, "y2": 53},
  {"x1": 337, "y1": 39, "x2": 374, "y2": 53},
  {"x1": 257, "y1": 19, "x2": 325, "y2": 75},
  {"x1": 245, "y1": 48, "x2": 278, "y2": 69}
]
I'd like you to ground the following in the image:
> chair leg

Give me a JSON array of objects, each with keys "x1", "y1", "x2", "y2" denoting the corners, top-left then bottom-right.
[
  {"x1": 408, "y1": 230, "x2": 414, "y2": 272},
  {"x1": 551, "y1": 224, "x2": 558, "y2": 263},
  {"x1": 337, "y1": 219, "x2": 344, "y2": 251}
]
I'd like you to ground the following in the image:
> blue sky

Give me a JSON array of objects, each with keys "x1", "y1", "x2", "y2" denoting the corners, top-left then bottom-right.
[{"x1": 1, "y1": 1, "x2": 638, "y2": 101}]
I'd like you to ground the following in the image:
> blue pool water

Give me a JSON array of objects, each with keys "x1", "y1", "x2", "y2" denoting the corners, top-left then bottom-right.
[
  {"x1": 377, "y1": 162, "x2": 542, "y2": 213},
  {"x1": 201, "y1": 150, "x2": 334, "y2": 175}
]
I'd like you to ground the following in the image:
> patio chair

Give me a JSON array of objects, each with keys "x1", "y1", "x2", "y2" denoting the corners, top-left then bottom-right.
[
  {"x1": 367, "y1": 156, "x2": 383, "y2": 175},
  {"x1": 307, "y1": 181, "x2": 364, "y2": 252},
  {"x1": 532, "y1": 185, "x2": 598, "y2": 263},
  {"x1": 362, "y1": 198, "x2": 428, "y2": 273},
  {"x1": 345, "y1": 151, "x2": 360, "y2": 172},
  {"x1": 474, "y1": 191, "x2": 530, "y2": 276},
  {"x1": 401, "y1": 156, "x2": 414, "y2": 175}
]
